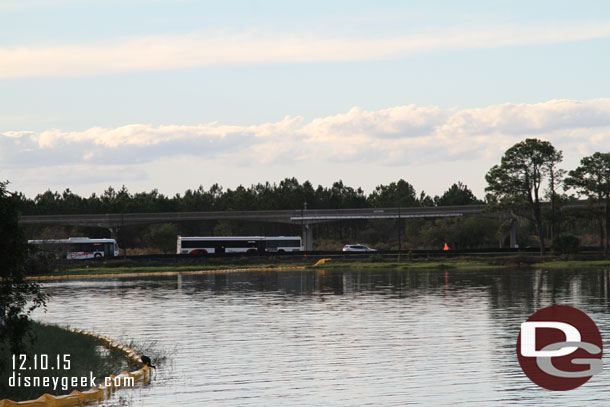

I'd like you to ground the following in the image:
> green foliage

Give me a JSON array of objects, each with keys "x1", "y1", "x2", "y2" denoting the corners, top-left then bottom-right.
[
  {"x1": 0, "y1": 181, "x2": 48, "y2": 366},
  {"x1": 143, "y1": 223, "x2": 178, "y2": 253},
  {"x1": 419, "y1": 191, "x2": 435, "y2": 207},
  {"x1": 367, "y1": 253, "x2": 384, "y2": 263},
  {"x1": 18, "y1": 178, "x2": 384, "y2": 215},
  {"x1": 564, "y1": 152, "x2": 610, "y2": 253},
  {"x1": 15, "y1": 178, "x2": 484, "y2": 217},
  {"x1": 402, "y1": 217, "x2": 499, "y2": 250},
  {"x1": 564, "y1": 152, "x2": 610, "y2": 199},
  {"x1": 17, "y1": 178, "x2": 462, "y2": 252},
  {"x1": 368, "y1": 179, "x2": 419, "y2": 207},
  {"x1": 485, "y1": 138, "x2": 562, "y2": 208},
  {"x1": 25, "y1": 248, "x2": 62, "y2": 275},
  {"x1": 17, "y1": 167, "x2": 610, "y2": 254},
  {"x1": 435, "y1": 182, "x2": 482, "y2": 206},
  {"x1": 551, "y1": 233, "x2": 580, "y2": 255},
  {"x1": 485, "y1": 138, "x2": 563, "y2": 254},
  {"x1": 421, "y1": 217, "x2": 498, "y2": 249},
  {"x1": 213, "y1": 220, "x2": 234, "y2": 236},
  {"x1": 0, "y1": 323, "x2": 149, "y2": 401}
]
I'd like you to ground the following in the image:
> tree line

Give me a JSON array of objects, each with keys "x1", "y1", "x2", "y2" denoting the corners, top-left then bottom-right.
[
  {"x1": 9, "y1": 138, "x2": 610, "y2": 253},
  {"x1": 15, "y1": 178, "x2": 481, "y2": 216},
  {"x1": 16, "y1": 179, "x2": 484, "y2": 252}
]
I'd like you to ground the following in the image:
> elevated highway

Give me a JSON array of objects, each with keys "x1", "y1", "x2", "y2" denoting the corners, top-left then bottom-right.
[
  {"x1": 20, "y1": 205, "x2": 489, "y2": 250},
  {"x1": 19, "y1": 204, "x2": 489, "y2": 228},
  {"x1": 19, "y1": 200, "x2": 593, "y2": 250}
]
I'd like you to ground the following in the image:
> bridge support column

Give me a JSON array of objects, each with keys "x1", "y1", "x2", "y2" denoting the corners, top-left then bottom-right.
[
  {"x1": 108, "y1": 227, "x2": 119, "y2": 241},
  {"x1": 303, "y1": 224, "x2": 313, "y2": 251},
  {"x1": 510, "y1": 220, "x2": 518, "y2": 249}
]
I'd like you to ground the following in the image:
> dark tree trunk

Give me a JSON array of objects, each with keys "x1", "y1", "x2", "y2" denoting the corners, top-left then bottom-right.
[
  {"x1": 604, "y1": 196, "x2": 610, "y2": 255},
  {"x1": 598, "y1": 216, "x2": 605, "y2": 249},
  {"x1": 533, "y1": 201, "x2": 545, "y2": 255},
  {"x1": 550, "y1": 194, "x2": 559, "y2": 240}
]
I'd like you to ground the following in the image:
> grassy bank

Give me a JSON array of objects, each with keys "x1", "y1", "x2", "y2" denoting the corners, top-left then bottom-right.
[
  {"x1": 26, "y1": 264, "x2": 306, "y2": 280},
  {"x1": 320, "y1": 256, "x2": 610, "y2": 271},
  {"x1": 0, "y1": 323, "x2": 156, "y2": 402},
  {"x1": 28, "y1": 259, "x2": 490, "y2": 278},
  {"x1": 531, "y1": 259, "x2": 610, "y2": 269},
  {"x1": 29, "y1": 255, "x2": 311, "y2": 278},
  {"x1": 312, "y1": 259, "x2": 496, "y2": 271},
  {"x1": 23, "y1": 253, "x2": 610, "y2": 279}
]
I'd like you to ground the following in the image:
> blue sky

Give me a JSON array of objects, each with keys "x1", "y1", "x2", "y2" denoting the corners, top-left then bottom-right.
[{"x1": 2, "y1": 0, "x2": 610, "y2": 199}]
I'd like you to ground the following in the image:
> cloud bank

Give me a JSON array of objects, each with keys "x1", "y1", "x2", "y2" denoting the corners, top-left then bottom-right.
[
  {"x1": 5, "y1": 98, "x2": 610, "y2": 197},
  {"x1": 3, "y1": 99, "x2": 610, "y2": 173},
  {"x1": 2, "y1": 22, "x2": 610, "y2": 78}
]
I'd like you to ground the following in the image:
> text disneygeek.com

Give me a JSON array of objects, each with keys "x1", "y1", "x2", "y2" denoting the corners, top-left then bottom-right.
[{"x1": 8, "y1": 354, "x2": 134, "y2": 391}]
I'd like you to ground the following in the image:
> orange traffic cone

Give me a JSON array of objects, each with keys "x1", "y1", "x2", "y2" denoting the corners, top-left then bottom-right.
[{"x1": 443, "y1": 243, "x2": 450, "y2": 251}]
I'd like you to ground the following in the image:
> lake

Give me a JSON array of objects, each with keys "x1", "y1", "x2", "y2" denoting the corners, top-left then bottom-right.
[{"x1": 34, "y1": 267, "x2": 610, "y2": 406}]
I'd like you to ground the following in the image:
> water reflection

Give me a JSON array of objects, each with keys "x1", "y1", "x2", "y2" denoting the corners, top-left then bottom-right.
[{"x1": 34, "y1": 267, "x2": 610, "y2": 406}]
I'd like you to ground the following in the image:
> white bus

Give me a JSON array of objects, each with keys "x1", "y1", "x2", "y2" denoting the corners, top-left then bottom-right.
[
  {"x1": 177, "y1": 236, "x2": 303, "y2": 255},
  {"x1": 28, "y1": 237, "x2": 120, "y2": 260}
]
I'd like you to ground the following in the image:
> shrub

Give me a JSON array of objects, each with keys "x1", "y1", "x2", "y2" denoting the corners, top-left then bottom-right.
[
  {"x1": 143, "y1": 223, "x2": 178, "y2": 253},
  {"x1": 368, "y1": 254, "x2": 384, "y2": 263},
  {"x1": 551, "y1": 233, "x2": 580, "y2": 255}
]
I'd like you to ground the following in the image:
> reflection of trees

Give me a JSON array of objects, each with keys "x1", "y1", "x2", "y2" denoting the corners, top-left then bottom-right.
[
  {"x1": 204, "y1": 268, "x2": 610, "y2": 315},
  {"x1": 67, "y1": 268, "x2": 610, "y2": 317}
]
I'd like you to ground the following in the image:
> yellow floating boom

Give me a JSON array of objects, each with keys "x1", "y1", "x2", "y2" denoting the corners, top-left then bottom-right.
[{"x1": 0, "y1": 329, "x2": 152, "y2": 407}]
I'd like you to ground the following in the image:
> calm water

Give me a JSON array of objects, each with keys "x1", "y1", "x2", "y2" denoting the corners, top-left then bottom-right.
[{"x1": 34, "y1": 267, "x2": 610, "y2": 406}]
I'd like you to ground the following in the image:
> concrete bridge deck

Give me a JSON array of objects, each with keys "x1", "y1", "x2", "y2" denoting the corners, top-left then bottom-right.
[
  {"x1": 19, "y1": 204, "x2": 490, "y2": 229},
  {"x1": 19, "y1": 201, "x2": 593, "y2": 250}
]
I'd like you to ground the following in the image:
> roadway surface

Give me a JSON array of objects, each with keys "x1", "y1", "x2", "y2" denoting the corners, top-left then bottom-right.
[
  {"x1": 19, "y1": 205, "x2": 490, "y2": 228},
  {"x1": 65, "y1": 246, "x2": 606, "y2": 265},
  {"x1": 19, "y1": 201, "x2": 593, "y2": 229}
]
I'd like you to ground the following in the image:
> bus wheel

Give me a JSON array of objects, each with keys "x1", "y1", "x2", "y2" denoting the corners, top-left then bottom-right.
[{"x1": 94, "y1": 253, "x2": 103, "y2": 259}]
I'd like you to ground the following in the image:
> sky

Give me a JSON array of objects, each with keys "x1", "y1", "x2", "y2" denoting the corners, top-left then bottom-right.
[{"x1": 2, "y1": 0, "x2": 610, "y2": 200}]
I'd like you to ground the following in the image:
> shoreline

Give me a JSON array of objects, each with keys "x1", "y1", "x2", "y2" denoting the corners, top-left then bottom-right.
[
  {"x1": 0, "y1": 323, "x2": 144, "y2": 403},
  {"x1": 25, "y1": 256, "x2": 610, "y2": 280}
]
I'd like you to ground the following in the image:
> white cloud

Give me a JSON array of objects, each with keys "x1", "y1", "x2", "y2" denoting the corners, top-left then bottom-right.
[
  {"x1": 441, "y1": 99, "x2": 610, "y2": 137},
  {"x1": 302, "y1": 105, "x2": 449, "y2": 141},
  {"x1": 2, "y1": 22, "x2": 610, "y2": 78},
  {"x1": 5, "y1": 98, "x2": 610, "y2": 197},
  {"x1": 3, "y1": 98, "x2": 610, "y2": 172}
]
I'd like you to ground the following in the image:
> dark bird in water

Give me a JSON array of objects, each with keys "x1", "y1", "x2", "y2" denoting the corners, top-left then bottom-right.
[{"x1": 140, "y1": 355, "x2": 156, "y2": 369}]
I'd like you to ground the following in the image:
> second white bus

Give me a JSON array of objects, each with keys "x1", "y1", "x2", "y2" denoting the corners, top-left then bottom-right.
[{"x1": 177, "y1": 236, "x2": 303, "y2": 255}]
